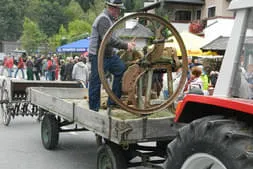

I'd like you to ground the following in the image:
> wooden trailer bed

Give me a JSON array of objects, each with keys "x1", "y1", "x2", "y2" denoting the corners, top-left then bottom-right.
[{"x1": 27, "y1": 87, "x2": 180, "y2": 144}]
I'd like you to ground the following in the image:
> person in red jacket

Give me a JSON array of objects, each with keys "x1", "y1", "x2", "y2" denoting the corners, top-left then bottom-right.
[
  {"x1": 53, "y1": 54, "x2": 59, "y2": 80},
  {"x1": 46, "y1": 57, "x2": 53, "y2": 80},
  {"x1": 6, "y1": 55, "x2": 14, "y2": 77},
  {"x1": 14, "y1": 55, "x2": 25, "y2": 79}
]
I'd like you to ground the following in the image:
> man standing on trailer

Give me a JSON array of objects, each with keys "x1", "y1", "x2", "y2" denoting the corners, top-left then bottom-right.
[{"x1": 88, "y1": 0, "x2": 136, "y2": 111}]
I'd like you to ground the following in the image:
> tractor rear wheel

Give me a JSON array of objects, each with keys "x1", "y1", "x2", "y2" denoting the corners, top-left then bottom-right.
[{"x1": 164, "y1": 116, "x2": 253, "y2": 169}]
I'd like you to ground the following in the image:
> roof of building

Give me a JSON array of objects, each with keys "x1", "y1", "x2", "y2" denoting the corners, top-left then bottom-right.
[
  {"x1": 201, "y1": 36, "x2": 229, "y2": 51},
  {"x1": 201, "y1": 36, "x2": 253, "y2": 51},
  {"x1": 115, "y1": 23, "x2": 154, "y2": 38},
  {"x1": 139, "y1": 0, "x2": 204, "y2": 12}
]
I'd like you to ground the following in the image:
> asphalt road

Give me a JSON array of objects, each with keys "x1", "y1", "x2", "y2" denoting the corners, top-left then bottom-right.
[
  {"x1": 0, "y1": 116, "x2": 154, "y2": 169},
  {"x1": 0, "y1": 116, "x2": 97, "y2": 169}
]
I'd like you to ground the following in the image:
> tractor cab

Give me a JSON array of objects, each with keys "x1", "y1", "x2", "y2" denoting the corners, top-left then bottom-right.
[
  {"x1": 214, "y1": 0, "x2": 253, "y2": 100},
  {"x1": 165, "y1": 1, "x2": 253, "y2": 169},
  {"x1": 174, "y1": 0, "x2": 253, "y2": 123}
]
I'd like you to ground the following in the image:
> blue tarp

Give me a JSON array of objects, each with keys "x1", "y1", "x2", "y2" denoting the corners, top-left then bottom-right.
[{"x1": 56, "y1": 38, "x2": 89, "y2": 53}]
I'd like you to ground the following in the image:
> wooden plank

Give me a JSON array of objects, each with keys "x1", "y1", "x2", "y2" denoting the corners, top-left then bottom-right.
[
  {"x1": 74, "y1": 100, "x2": 178, "y2": 144},
  {"x1": 109, "y1": 117, "x2": 178, "y2": 143},
  {"x1": 29, "y1": 88, "x2": 74, "y2": 121},
  {"x1": 75, "y1": 106, "x2": 111, "y2": 138},
  {"x1": 28, "y1": 87, "x2": 88, "y2": 99}
]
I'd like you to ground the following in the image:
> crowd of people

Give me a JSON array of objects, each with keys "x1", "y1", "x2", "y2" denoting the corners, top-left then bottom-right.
[
  {"x1": 164, "y1": 55, "x2": 253, "y2": 100},
  {"x1": 183, "y1": 57, "x2": 216, "y2": 96},
  {"x1": 161, "y1": 56, "x2": 220, "y2": 103},
  {"x1": 0, "y1": 53, "x2": 90, "y2": 87}
]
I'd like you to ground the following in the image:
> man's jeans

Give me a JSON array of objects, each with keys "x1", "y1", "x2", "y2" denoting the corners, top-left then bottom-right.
[
  {"x1": 89, "y1": 54, "x2": 126, "y2": 112},
  {"x1": 7, "y1": 68, "x2": 12, "y2": 77},
  {"x1": 14, "y1": 68, "x2": 25, "y2": 79},
  {"x1": 47, "y1": 71, "x2": 53, "y2": 81}
]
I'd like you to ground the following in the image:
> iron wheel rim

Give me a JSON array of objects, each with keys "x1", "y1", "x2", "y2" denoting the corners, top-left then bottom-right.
[
  {"x1": 181, "y1": 153, "x2": 227, "y2": 169},
  {"x1": 98, "y1": 13, "x2": 188, "y2": 115}
]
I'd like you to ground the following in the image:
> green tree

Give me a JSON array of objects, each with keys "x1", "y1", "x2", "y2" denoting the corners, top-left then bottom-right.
[
  {"x1": 48, "y1": 25, "x2": 68, "y2": 52},
  {"x1": 24, "y1": 0, "x2": 41, "y2": 23},
  {"x1": 133, "y1": 0, "x2": 144, "y2": 11},
  {"x1": 38, "y1": 1, "x2": 67, "y2": 37},
  {"x1": 64, "y1": 0, "x2": 86, "y2": 21},
  {"x1": 68, "y1": 19, "x2": 91, "y2": 38},
  {"x1": 123, "y1": 0, "x2": 135, "y2": 12},
  {"x1": 76, "y1": 0, "x2": 95, "y2": 12},
  {"x1": 47, "y1": 0, "x2": 71, "y2": 6},
  {"x1": 85, "y1": 0, "x2": 104, "y2": 25},
  {"x1": 0, "y1": 0, "x2": 28, "y2": 40},
  {"x1": 20, "y1": 17, "x2": 47, "y2": 54}
]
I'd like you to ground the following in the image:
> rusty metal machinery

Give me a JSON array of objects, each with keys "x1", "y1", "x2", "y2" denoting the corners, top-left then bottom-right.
[
  {"x1": 98, "y1": 13, "x2": 188, "y2": 115},
  {"x1": 0, "y1": 79, "x2": 85, "y2": 126}
]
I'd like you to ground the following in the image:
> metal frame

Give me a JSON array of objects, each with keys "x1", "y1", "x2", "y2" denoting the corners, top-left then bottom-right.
[{"x1": 213, "y1": 8, "x2": 250, "y2": 97}]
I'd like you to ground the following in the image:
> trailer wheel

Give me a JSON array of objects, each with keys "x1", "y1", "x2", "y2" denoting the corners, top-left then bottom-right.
[
  {"x1": 41, "y1": 114, "x2": 59, "y2": 150},
  {"x1": 164, "y1": 116, "x2": 253, "y2": 169},
  {"x1": 1, "y1": 88, "x2": 11, "y2": 126},
  {"x1": 97, "y1": 143, "x2": 127, "y2": 169}
]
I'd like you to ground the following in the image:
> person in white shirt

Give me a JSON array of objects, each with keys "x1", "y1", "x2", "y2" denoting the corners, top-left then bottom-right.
[
  {"x1": 184, "y1": 66, "x2": 204, "y2": 94},
  {"x1": 72, "y1": 57, "x2": 89, "y2": 87}
]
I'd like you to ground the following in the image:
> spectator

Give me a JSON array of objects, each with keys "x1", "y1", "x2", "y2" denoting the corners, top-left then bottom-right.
[
  {"x1": 26, "y1": 56, "x2": 34, "y2": 80},
  {"x1": 210, "y1": 71, "x2": 219, "y2": 87},
  {"x1": 72, "y1": 57, "x2": 89, "y2": 87},
  {"x1": 74, "y1": 56, "x2": 79, "y2": 64},
  {"x1": 33, "y1": 55, "x2": 45, "y2": 80},
  {"x1": 245, "y1": 64, "x2": 253, "y2": 99},
  {"x1": 6, "y1": 55, "x2": 14, "y2": 77},
  {"x1": 60, "y1": 60, "x2": 66, "y2": 81},
  {"x1": 46, "y1": 57, "x2": 54, "y2": 81},
  {"x1": 198, "y1": 65, "x2": 209, "y2": 94},
  {"x1": 64, "y1": 57, "x2": 74, "y2": 81},
  {"x1": 184, "y1": 66, "x2": 204, "y2": 94},
  {"x1": 41, "y1": 58, "x2": 48, "y2": 80},
  {"x1": 173, "y1": 66, "x2": 183, "y2": 93},
  {"x1": 53, "y1": 54, "x2": 59, "y2": 80},
  {"x1": 14, "y1": 55, "x2": 25, "y2": 79}
]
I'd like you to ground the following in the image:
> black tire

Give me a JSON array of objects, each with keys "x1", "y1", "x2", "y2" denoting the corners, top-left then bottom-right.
[
  {"x1": 97, "y1": 143, "x2": 127, "y2": 169},
  {"x1": 1, "y1": 89, "x2": 11, "y2": 126},
  {"x1": 164, "y1": 116, "x2": 253, "y2": 169},
  {"x1": 41, "y1": 114, "x2": 59, "y2": 150}
]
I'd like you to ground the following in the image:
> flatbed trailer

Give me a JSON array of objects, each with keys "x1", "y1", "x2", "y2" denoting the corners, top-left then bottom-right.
[
  {"x1": 27, "y1": 86, "x2": 183, "y2": 169},
  {"x1": 0, "y1": 77, "x2": 84, "y2": 126}
]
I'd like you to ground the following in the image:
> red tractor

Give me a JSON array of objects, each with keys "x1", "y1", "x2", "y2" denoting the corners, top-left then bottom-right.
[{"x1": 164, "y1": 0, "x2": 253, "y2": 168}]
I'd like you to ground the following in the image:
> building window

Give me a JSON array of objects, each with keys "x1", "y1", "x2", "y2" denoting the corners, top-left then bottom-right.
[
  {"x1": 196, "y1": 10, "x2": 201, "y2": 20},
  {"x1": 175, "y1": 10, "x2": 191, "y2": 21},
  {"x1": 208, "y1": 7, "x2": 216, "y2": 18}
]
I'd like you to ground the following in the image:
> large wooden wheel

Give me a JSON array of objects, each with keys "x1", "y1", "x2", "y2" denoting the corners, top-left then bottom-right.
[{"x1": 98, "y1": 13, "x2": 188, "y2": 115}]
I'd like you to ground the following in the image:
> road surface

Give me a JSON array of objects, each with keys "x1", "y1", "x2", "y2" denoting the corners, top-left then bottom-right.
[{"x1": 0, "y1": 116, "x2": 154, "y2": 169}]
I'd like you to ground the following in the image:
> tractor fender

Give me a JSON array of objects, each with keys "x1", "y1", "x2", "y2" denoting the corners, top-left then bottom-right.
[{"x1": 175, "y1": 94, "x2": 253, "y2": 123}]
